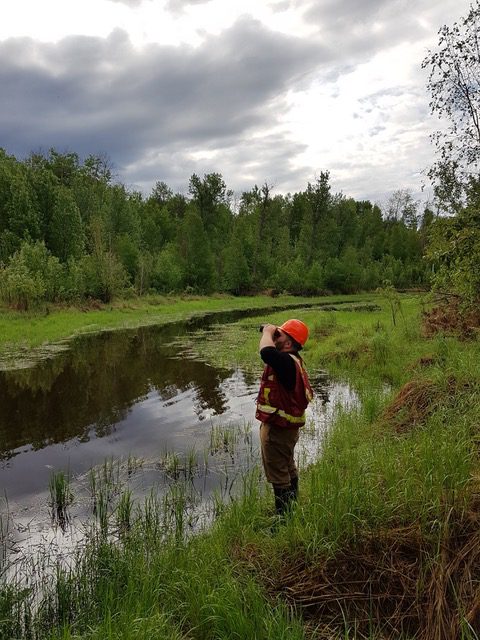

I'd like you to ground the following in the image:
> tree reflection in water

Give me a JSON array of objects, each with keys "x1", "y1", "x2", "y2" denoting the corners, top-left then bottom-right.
[{"x1": 0, "y1": 321, "x2": 233, "y2": 461}]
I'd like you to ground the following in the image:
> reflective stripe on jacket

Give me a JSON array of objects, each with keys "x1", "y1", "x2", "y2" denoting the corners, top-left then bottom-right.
[{"x1": 255, "y1": 354, "x2": 313, "y2": 428}]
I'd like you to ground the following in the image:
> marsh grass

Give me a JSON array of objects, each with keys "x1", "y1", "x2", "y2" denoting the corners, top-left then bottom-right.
[
  {"x1": 158, "y1": 447, "x2": 200, "y2": 482},
  {"x1": 0, "y1": 497, "x2": 10, "y2": 580},
  {"x1": 89, "y1": 458, "x2": 122, "y2": 533},
  {"x1": 209, "y1": 423, "x2": 239, "y2": 455},
  {"x1": 48, "y1": 470, "x2": 73, "y2": 530},
  {"x1": 2, "y1": 294, "x2": 480, "y2": 639},
  {"x1": 115, "y1": 489, "x2": 133, "y2": 535}
]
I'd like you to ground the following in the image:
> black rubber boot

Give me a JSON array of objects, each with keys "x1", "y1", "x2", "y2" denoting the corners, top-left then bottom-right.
[
  {"x1": 290, "y1": 476, "x2": 299, "y2": 500},
  {"x1": 273, "y1": 485, "x2": 294, "y2": 516}
]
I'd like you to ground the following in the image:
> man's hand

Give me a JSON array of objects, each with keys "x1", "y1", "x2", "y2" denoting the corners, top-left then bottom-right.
[{"x1": 259, "y1": 324, "x2": 277, "y2": 351}]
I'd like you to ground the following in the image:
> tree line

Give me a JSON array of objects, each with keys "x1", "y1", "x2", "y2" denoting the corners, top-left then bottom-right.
[
  {"x1": 0, "y1": 148, "x2": 431, "y2": 309},
  {"x1": 2, "y1": 2, "x2": 480, "y2": 311}
]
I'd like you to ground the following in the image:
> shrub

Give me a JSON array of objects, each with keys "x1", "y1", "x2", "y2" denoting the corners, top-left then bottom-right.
[{"x1": 0, "y1": 240, "x2": 63, "y2": 309}]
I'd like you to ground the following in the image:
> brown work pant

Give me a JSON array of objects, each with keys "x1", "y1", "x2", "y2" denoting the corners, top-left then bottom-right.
[{"x1": 260, "y1": 422, "x2": 300, "y2": 488}]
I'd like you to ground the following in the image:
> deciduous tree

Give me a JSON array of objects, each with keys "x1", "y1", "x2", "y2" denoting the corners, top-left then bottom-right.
[{"x1": 422, "y1": 2, "x2": 480, "y2": 205}]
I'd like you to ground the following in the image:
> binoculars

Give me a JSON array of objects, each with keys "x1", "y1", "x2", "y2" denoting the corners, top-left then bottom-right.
[{"x1": 259, "y1": 325, "x2": 280, "y2": 338}]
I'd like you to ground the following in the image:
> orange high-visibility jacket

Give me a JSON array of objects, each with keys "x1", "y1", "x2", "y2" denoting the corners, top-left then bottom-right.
[{"x1": 256, "y1": 354, "x2": 313, "y2": 428}]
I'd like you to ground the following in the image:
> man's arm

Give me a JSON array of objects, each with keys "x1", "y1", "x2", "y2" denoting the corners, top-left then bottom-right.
[
  {"x1": 259, "y1": 324, "x2": 277, "y2": 351},
  {"x1": 259, "y1": 347, "x2": 296, "y2": 390}
]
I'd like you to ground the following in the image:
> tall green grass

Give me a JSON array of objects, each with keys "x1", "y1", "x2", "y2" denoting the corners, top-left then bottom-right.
[{"x1": 49, "y1": 470, "x2": 73, "y2": 529}]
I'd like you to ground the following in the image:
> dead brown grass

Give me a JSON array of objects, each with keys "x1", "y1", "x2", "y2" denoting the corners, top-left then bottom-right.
[
  {"x1": 379, "y1": 377, "x2": 469, "y2": 434},
  {"x1": 380, "y1": 379, "x2": 443, "y2": 433},
  {"x1": 260, "y1": 503, "x2": 480, "y2": 639},
  {"x1": 422, "y1": 300, "x2": 480, "y2": 340}
]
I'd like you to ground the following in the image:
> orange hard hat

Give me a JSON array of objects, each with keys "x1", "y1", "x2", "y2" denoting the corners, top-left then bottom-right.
[{"x1": 279, "y1": 319, "x2": 309, "y2": 346}]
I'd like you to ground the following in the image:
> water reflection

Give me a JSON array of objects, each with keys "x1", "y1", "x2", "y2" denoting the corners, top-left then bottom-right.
[
  {"x1": 0, "y1": 305, "x2": 360, "y2": 509},
  {"x1": 0, "y1": 324, "x2": 234, "y2": 461}
]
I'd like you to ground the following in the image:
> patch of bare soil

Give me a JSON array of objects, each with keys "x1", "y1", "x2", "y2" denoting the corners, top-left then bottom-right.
[
  {"x1": 267, "y1": 504, "x2": 480, "y2": 639},
  {"x1": 422, "y1": 300, "x2": 480, "y2": 340}
]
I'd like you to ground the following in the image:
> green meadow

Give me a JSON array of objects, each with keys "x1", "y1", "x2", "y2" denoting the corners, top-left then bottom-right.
[{"x1": 1, "y1": 293, "x2": 479, "y2": 639}]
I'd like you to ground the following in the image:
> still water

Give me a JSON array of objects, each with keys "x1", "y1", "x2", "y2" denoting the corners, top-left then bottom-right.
[{"x1": 0, "y1": 307, "x2": 358, "y2": 556}]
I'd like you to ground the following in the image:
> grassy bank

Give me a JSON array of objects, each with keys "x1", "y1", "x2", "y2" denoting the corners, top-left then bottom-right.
[
  {"x1": 0, "y1": 293, "x2": 369, "y2": 369},
  {"x1": 2, "y1": 294, "x2": 480, "y2": 639}
]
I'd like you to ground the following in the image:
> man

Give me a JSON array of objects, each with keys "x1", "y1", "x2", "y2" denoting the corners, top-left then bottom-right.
[{"x1": 256, "y1": 319, "x2": 313, "y2": 516}]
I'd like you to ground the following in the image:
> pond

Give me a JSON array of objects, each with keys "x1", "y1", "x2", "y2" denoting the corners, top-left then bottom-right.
[{"x1": 0, "y1": 304, "x2": 359, "y2": 565}]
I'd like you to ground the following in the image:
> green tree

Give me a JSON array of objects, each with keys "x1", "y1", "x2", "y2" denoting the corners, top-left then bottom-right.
[
  {"x1": 140, "y1": 199, "x2": 175, "y2": 253},
  {"x1": 423, "y1": 3, "x2": 480, "y2": 306},
  {"x1": 305, "y1": 172, "x2": 333, "y2": 263},
  {"x1": 189, "y1": 172, "x2": 232, "y2": 280},
  {"x1": 104, "y1": 185, "x2": 141, "y2": 244},
  {"x1": 223, "y1": 227, "x2": 250, "y2": 294},
  {"x1": 188, "y1": 172, "x2": 231, "y2": 232},
  {"x1": 150, "y1": 180, "x2": 173, "y2": 207},
  {"x1": 5, "y1": 176, "x2": 41, "y2": 241},
  {"x1": 427, "y1": 178, "x2": 480, "y2": 304},
  {"x1": 48, "y1": 186, "x2": 84, "y2": 262},
  {"x1": 150, "y1": 244, "x2": 184, "y2": 293},
  {"x1": 177, "y1": 209, "x2": 215, "y2": 292},
  {"x1": 247, "y1": 183, "x2": 272, "y2": 284},
  {"x1": 333, "y1": 197, "x2": 358, "y2": 254},
  {"x1": 114, "y1": 233, "x2": 139, "y2": 282},
  {"x1": 46, "y1": 149, "x2": 80, "y2": 187},
  {"x1": 82, "y1": 218, "x2": 128, "y2": 302},
  {"x1": 304, "y1": 262, "x2": 324, "y2": 294},
  {"x1": 286, "y1": 192, "x2": 306, "y2": 247},
  {"x1": 357, "y1": 202, "x2": 384, "y2": 260},
  {"x1": 276, "y1": 256, "x2": 308, "y2": 294},
  {"x1": 81, "y1": 153, "x2": 114, "y2": 184}
]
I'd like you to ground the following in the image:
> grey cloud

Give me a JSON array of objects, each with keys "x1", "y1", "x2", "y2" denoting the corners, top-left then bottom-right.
[
  {"x1": 368, "y1": 125, "x2": 386, "y2": 136},
  {"x1": 166, "y1": 0, "x2": 295, "y2": 16},
  {"x1": 293, "y1": 0, "x2": 460, "y2": 81},
  {"x1": 305, "y1": 0, "x2": 386, "y2": 28},
  {"x1": 267, "y1": 1, "x2": 292, "y2": 12},
  {"x1": 0, "y1": 19, "x2": 320, "y2": 191},
  {"x1": 359, "y1": 86, "x2": 411, "y2": 106},
  {"x1": 126, "y1": 133, "x2": 310, "y2": 195}
]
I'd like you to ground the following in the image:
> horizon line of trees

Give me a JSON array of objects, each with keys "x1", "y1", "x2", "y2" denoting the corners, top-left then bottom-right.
[
  {"x1": 0, "y1": 147, "x2": 433, "y2": 309},
  {"x1": 2, "y1": 2, "x2": 480, "y2": 312}
]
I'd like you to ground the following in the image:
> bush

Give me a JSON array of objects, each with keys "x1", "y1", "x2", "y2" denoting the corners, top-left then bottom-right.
[
  {"x1": 81, "y1": 251, "x2": 128, "y2": 303},
  {"x1": 0, "y1": 241, "x2": 63, "y2": 310},
  {"x1": 150, "y1": 245, "x2": 184, "y2": 293}
]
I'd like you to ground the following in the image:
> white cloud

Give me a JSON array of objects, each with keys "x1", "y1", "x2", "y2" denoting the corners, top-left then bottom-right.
[{"x1": 0, "y1": 0, "x2": 468, "y2": 200}]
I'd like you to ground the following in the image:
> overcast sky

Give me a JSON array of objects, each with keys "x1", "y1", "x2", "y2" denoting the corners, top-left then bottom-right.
[{"x1": 0, "y1": 0, "x2": 468, "y2": 204}]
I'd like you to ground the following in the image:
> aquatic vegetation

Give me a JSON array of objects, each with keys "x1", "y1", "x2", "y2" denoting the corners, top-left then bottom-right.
[
  {"x1": 115, "y1": 488, "x2": 133, "y2": 535},
  {"x1": 89, "y1": 458, "x2": 122, "y2": 533},
  {"x1": 158, "y1": 447, "x2": 199, "y2": 482},
  {"x1": 209, "y1": 423, "x2": 239, "y2": 455},
  {"x1": 48, "y1": 470, "x2": 73, "y2": 530}
]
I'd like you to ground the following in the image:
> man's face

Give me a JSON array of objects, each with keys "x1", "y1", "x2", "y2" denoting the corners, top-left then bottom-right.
[{"x1": 274, "y1": 329, "x2": 291, "y2": 352}]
